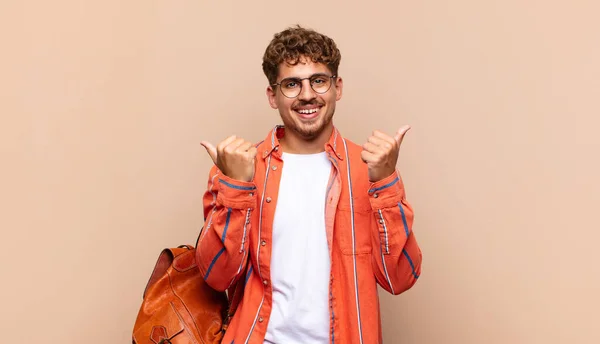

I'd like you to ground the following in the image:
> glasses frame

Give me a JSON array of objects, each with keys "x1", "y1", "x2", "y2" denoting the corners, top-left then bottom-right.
[{"x1": 271, "y1": 74, "x2": 337, "y2": 98}]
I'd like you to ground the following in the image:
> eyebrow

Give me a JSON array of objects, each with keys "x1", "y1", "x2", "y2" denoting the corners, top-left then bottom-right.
[{"x1": 281, "y1": 72, "x2": 330, "y2": 80}]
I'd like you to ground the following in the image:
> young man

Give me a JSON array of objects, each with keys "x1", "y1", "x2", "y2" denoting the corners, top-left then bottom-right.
[{"x1": 197, "y1": 26, "x2": 422, "y2": 344}]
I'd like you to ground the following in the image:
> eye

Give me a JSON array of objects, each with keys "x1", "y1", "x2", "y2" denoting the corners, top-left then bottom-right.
[
  {"x1": 282, "y1": 80, "x2": 300, "y2": 89},
  {"x1": 312, "y1": 77, "x2": 327, "y2": 84}
]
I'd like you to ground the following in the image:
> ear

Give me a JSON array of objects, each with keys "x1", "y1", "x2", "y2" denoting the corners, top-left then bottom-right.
[
  {"x1": 334, "y1": 76, "x2": 343, "y2": 101},
  {"x1": 266, "y1": 86, "x2": 278, "y2": 109}
]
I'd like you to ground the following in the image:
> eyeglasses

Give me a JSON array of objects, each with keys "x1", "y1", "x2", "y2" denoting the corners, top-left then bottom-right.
[{"x1": 271, "y1": 74, "x2": 337, "y2": 98}]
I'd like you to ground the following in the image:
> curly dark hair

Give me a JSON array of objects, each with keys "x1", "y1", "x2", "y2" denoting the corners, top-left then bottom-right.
[{"x1": 262, "y1": 25, "x2": 341, "y2": 85}]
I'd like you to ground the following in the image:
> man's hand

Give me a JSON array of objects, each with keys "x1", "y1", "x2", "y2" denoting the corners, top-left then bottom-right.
[
  {"x1": 361, "y1": 125, "x2": 411, "y2": 182},
  {"x1": 201, "y1": 136, "x2": 257, "y2": 182}
]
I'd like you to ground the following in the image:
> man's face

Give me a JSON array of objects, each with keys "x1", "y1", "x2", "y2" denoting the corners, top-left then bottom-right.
[{"x1": 267, "y1": 57, "x2": 343, "y2": 141}]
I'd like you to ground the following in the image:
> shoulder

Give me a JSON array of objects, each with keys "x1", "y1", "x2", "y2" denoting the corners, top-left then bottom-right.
[
  {"x1": 338, "y1": 136, "x2": 365, "y2": 163},
  {"x1": 341, "y1": 137, "x2": 363, "y2": 153},
  {"x1": 338, "y1": 136, "x2": 369, "y2": 178}
]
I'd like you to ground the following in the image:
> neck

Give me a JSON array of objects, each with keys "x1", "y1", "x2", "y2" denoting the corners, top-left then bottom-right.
[{"x1": 280, "y1": 125, "x2": 334, "y2": 154}]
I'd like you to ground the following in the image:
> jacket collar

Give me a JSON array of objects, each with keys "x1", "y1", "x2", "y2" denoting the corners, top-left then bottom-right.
[{"x1": 257, "y1": 125, "x2": 345, "y2": 161}]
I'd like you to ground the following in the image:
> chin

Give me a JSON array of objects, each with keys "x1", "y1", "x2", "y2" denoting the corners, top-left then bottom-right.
[
  {"x1": 281, "y1": 105, "x2": 334, "y2": 140},
  {"x1": 293, "y1": 117, "x2": 332, "y2": 140}
]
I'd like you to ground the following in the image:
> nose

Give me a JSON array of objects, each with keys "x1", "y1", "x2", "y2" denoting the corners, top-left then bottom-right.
[{"x1": 297, "y1": 79, "x2": 317, "y2": 101}]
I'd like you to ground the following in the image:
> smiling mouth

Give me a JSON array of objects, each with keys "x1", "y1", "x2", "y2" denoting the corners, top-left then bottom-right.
[{"x1": 294, "y1": 106, "x2": 322, "y2": 119}]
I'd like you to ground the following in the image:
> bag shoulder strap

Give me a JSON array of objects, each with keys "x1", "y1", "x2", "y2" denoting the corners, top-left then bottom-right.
[
  {"x1": 195, "y1": 221, "x2": 247, "y2": 328},
  {"x1": 223, "y1": 256, "x2": 249, "y2": 328}
]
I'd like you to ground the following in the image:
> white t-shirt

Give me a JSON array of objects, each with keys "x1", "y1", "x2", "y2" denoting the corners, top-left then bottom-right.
[{"x1": 264, "y1": 152, "x2": 332, "y2": 344}]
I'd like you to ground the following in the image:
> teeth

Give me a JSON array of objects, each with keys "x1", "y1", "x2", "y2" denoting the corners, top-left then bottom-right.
[{"x1": 297, "y1": 108, "x2": 318, "y2": 114}]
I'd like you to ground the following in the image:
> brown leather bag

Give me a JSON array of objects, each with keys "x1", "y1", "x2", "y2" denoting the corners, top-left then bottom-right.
[{"x1": 132, "y1": 245, "x2": 244, "y2": 344}]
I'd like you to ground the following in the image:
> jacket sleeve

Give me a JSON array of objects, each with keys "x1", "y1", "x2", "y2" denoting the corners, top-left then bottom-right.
[
  {"x1": 368, "y1": 171, "x2": 422, "y2": 295},
  {"x1": 196, "y1": 165, "x2": 257, "y2": 292}
]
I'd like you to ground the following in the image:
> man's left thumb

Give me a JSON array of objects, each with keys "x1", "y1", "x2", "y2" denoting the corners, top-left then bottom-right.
[{"x1": 394, "y1": 125, "x2": 411, "y2": 144}]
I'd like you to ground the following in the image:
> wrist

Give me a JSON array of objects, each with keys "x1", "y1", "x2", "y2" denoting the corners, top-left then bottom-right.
[
  {"x1": 221, "y1": 169, "x2": 253, "y2": 183},
  {"x1": 370, "y1": 168, "x2": 396, "y2": 183}
]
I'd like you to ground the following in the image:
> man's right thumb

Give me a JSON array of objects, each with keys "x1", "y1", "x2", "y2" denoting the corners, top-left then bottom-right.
[{"x1": 200, "y1": 141, "x2": 218, "y2": 163}]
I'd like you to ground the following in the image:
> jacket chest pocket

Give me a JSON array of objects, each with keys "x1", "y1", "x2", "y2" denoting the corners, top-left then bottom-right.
[{"x1": 336, "y1": 199, "x2": 373, "y2": 255}]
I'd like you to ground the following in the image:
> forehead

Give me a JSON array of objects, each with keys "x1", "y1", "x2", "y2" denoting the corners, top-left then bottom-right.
[{"x1": 277, "y1": 58, "x2": 332, "y2": 80}]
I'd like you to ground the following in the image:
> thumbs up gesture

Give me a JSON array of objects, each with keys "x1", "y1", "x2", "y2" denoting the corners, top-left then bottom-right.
[
  {"x1": 201, "y1": 135, "x2": 257, "y2": 182},
  {"x1": 361, "y1": 125, "x2": 411, "y2": 182}
]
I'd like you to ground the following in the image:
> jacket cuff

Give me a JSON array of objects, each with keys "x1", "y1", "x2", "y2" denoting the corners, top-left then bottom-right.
[
  {"x1": 367, "y1": 171, "x2": 405, "y2": 209},
  {"x1": 217, "y1": 174, "x2": 257, "y2": 209}
]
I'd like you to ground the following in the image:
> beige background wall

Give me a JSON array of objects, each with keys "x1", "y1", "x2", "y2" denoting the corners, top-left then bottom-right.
[{"x1": 2, "y1": 1, "x2": 599, "y2": 343}]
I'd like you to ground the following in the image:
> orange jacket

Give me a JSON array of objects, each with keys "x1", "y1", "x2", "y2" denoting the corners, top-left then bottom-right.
[{"x1": 196, "y1": 126, "x2": 422, "y2": 344}]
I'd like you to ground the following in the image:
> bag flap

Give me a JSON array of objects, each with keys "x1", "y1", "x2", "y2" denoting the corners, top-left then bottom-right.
[
  {"x1": 143, "y1": 249, "x2": 174, "y2": 299},
  {"x1": 133, "y1": 303, "x2": 185, "y2": 344},
  {"x1": 143, "y1": 246, "x2": 194, "y2": 298}
]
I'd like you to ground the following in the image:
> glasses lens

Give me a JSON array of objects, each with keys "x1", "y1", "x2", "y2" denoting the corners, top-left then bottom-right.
[
  {"x1": 277, "y1": 75, "x2": 333, "y2": 98},
  {"x1": 279, "y1": 78, "x2": 302, "y2": 98},
  {"x1": 310, "y1": 75, "x2": 332, "y2": 94}
]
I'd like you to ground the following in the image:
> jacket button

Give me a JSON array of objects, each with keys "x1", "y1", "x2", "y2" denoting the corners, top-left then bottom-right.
[
  {"x1": 373, "y1": 193, "x2": 379, "y2": 198},
  {"x1": 379, "y1": 219, "x2": 384, "y2": 224},
  {"x1": 261, "y1": 240, "x2": 266, "y2": 246},
  {"x1": 258, "y1": 317, "x2": 264, "y2": 323},
  {"x1": 263, "y1": 279, "x2": 268, "y2": 285},
  {"x1": 272, "y1": 165, "x2": 277, "y2": 171},
  {"x1": 266, "y1": 197, "x2": 272, "y2": 203}
]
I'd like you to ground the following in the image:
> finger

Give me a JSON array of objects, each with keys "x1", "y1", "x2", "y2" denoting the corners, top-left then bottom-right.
[
  {"x1": 236, "y1": 141, "x2": 253, "y2": 153},
  {"x1": 372, "y1": 130, "x2": 396, "y2": 146},
  {"x1": 361, "y1": 150, "x2": 377, "y2": 164},
  {"x1": 394, "y1": 125, "x2": 411, "y2": 145},
  {"x1": 363, "y1": 141, "x2": 383, "y2": 154},
  {"x1": 223, "y1": 138, "x2": 246, "y2": 153},
  {"x1": 200, "y1": 141, "x2": 218, "y2": 164},
  {"x1": 368, "y1": 136, "x2": 393, "y2": 150},
  {"x1": 217, "y1": 135, "x2": 238, "y2": 152},
  {"x1": 247, "y1": 146, "x2": 258, "y2": 159}
]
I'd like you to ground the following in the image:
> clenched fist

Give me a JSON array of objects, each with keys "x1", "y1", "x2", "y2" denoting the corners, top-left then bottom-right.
[
  {"x1": 361, "y1": 125, "x2": 411, "y2": 182},
  {"x1": 201, "y1": 135, "x2": 257, "y2": 182}
]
